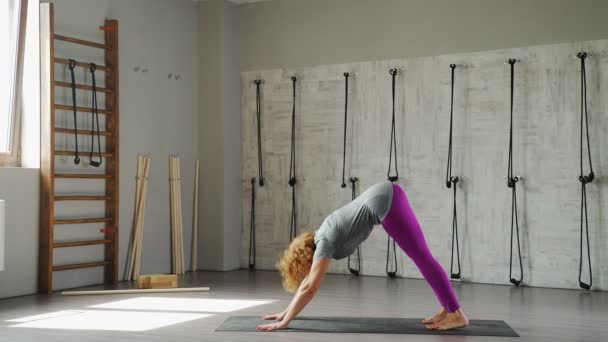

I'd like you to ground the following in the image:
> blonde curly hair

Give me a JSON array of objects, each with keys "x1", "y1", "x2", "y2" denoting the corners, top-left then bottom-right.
[{"x1": 277, "y1": 232, "x2": 315, "y2": 293}]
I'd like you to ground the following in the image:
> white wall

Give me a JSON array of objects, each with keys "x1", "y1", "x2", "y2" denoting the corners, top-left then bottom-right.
[{"x1": 0, "y1": 168, "x2": 39, "y2": 298}]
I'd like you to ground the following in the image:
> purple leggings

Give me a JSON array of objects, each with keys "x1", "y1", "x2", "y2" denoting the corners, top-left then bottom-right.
[{"x1": 381, "y1": 183, "x2": 461, "y2": 312}]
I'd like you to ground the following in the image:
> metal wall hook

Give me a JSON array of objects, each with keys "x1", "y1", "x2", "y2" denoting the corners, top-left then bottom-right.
[
  {"x1": 575, "y1": 51, "x2": 593, "y2": 59},
  {"x1": 504, "y1": 176, "x2": 523, "y2": 180},
  {"x1": 504, "y1": 59, "x2": 520, "y2": 65}
]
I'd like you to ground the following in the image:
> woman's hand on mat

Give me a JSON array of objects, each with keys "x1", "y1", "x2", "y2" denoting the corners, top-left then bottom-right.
[
  {"x1": 256, "y1": 321, "x2": 289, "y2": 331},
  {"x1": 261, "y1": 311, "x2": 286, "y2": 321}
]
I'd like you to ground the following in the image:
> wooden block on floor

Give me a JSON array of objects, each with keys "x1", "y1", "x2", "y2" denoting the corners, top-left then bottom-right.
[
  {"x1": 136, "y1": 275, "x2": 152, "y2": 289},
  {"x1": 137, "y1": 274, "x2": 178, "y2": 289},
  {"x1": 149, "y1": 274, "x2": 178, "y2": 288}
]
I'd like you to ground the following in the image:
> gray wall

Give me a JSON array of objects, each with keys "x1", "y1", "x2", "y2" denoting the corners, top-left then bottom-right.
[
  {"x1": 0, "y1": 0, "x2": 201, "y2": 297},
  {"x1": 51, "y1": 0, "x2": 200, "y2": 289},
  {"x1": 198, "y1": 0, "x2": 242, "y2": 271},
  {"x1": 198, "y1": 0, "x2": 225, "y2": 271},
  {"x1": 0, "y1": 168, "x2": 39, "y2": 298},
  {"x1": 3, "y1": 0, "x2": 607, "y2": 298},
  {"x1": 238, "y1": 0, "x2": 608, "y2": 71},
  {"x1": 240, "y1": 39, "x2": 608, "y2": 290}
]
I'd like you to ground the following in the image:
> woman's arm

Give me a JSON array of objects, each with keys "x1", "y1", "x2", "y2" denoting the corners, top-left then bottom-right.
[
  {"x1": 257, "y1": 258, "x2": 330, "y2": 331},
  {"x1": 261, "y1": 278, "x2": 307, "y2": 321},
  {"x1": 261, "y1": 277, "x2": 307, "y2": 321}
]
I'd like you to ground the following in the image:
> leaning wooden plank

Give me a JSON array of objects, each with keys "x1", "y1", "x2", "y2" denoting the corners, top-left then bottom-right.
[
  {"x1": 176, "y1": 156, "x2": 184, "y2": 274},
  {"x1": 133, "y1": 156, "x2": 151, "y2": 280},
  {"x1": 126, "y1": 155, "x2": 143, "y2": 280},
  {"x1": 170, "y1": 156, "x2": 177, "y2": 273},
  {"x1": 61, "y1": 287, "x2": 210, "y2": 296},
  {"x1": 191, "y1": 160, "x2": 200, "y2": 271}
]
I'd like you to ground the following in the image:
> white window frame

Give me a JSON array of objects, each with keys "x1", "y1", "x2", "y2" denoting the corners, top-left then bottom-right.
[{"x1": 0, "y1": 0, "x2": 27, "y2": 167}]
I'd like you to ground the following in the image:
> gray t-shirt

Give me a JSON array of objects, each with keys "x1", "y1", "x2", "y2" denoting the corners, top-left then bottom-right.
[{"x1": 314, "y1": 182, "x2": 394, "y2": 261}]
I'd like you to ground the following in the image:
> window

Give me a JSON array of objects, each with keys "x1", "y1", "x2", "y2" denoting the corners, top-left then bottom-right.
[{"x1": 0, "y1": 0, "x2": 25, "y2": 166}]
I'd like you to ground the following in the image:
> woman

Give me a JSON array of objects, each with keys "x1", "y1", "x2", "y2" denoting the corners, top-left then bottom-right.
[{"x1": 257, "y1": 181, "x2": 469, "y2": 331}]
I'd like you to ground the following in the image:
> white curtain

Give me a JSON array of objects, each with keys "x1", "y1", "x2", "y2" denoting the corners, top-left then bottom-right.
[
  {"x1": 11, "y1": 0, "x2": 28, "y2": 163},
  {"x1": 0, "y1": 0, "x2": 28, "y2": 165},
  {"x1": 20, "y1": 0, "x2": 40, "y2": 168}
]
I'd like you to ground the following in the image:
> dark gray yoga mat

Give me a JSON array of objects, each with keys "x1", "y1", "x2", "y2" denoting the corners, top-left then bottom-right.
[{"x1": 216, "y1": 316, "x2": 519, "y2": 337}]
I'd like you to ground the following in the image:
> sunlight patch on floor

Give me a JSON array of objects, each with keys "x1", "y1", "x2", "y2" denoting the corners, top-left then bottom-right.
[
  {"x1": 89, "y1": 297, "x2": 274, "y2": 313},
  {"x1": 7, "y1": 310, "x2": 211, "y2": 331}
]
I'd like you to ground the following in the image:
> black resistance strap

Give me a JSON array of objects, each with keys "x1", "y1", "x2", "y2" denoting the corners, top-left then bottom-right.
[
  {"x1": 249, "y1": 177, "x2": 256, "y2": 269},
  {"x1": 386, "y1": 68, "x2": 399, "y2": 278},
  {"x1": 288, "y1": 76, "x2": 298, "y2": 241},
  {"x1": 386, "y1": 236, "x2": 397, "y2": 278},
  {"x1": 341, "y1": 73, "x2": 350, "y2": 188},
  {"x1": 506, "y1": 59, "x2": 523, "y2": 286},
  {"x1": 387, "y1": 68, "x2": 399, "y2": 182},
  {"x1": 89, "y1": 63, "x2": 102, "y2": 167},
  {"x1": 446, "y1": 64, "x2": 461, "y2": 280},
  {"x1": 577, "y1": 52, "x2": 594, "y2": 290},
  {"x1": 340, "y1": 73, "x2": 361, "y2": 275},
  {"x1": 254, "y1": 80, "x2": 265, "y2": 186},
  {"x1": 68, "y1": 59, "x2": 80, "y2": 165},
  {"x1": 347, "y1": 177, "x2": 361, "y2": 275}
]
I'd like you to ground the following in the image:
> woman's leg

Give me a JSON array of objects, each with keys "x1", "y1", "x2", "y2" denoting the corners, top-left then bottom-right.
[{"x1": 381, "y1": 183, "x2": 461, "y2": 313}]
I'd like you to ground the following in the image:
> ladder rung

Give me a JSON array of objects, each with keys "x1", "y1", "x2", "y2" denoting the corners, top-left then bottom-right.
[
  {"x1": 55, "y1": 195, "x2": 112, "y2": 201},
  {"x1": 55, "y1": 173, "x2": 112, "y2": 179},
  {"x1": 54, "y1": 58, "x2": 112, "y2": 72},
  {"x1": 54, "y1": 34, "x2": 109, "y2": 49},
  {"x1": 54, "y1": 81, "x2": 113, "y2": 93},
  {"x1": 55, "y1": 128, "x2": 112, "y2": 136},
  {"x1": 55, "y1": 104, "x2": 112, "y2": 115},
  {"x1": 55, "y1": 217, "x2": 112, "y2": 225},
  {"x1": 54, "y1": 239, "x2": 112, "y2": 248},
  {"x1": 55, "y1": 151, "x2": 113, "y2": 158},
  {"x1": 53, "y1": 261, "x2": 110, "y2": 271}
]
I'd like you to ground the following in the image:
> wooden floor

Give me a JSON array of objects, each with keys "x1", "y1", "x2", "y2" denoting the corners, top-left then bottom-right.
[{"x1": 1, "y1": 270, "x2": 607, "y2": 341}]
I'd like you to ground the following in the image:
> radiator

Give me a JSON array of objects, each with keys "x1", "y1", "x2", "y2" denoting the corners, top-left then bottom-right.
[{"x1": 0, "y1": 200, "x2": 4, "y2": 271}]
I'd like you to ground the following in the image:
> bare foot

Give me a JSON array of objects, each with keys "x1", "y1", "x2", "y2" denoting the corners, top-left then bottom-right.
[
  {"x1": 426, "y1": 309, "x2": 469, "y2": 330},
  {"x1": 422, "y1": 307, "x2": 447, "y2": 324}
]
